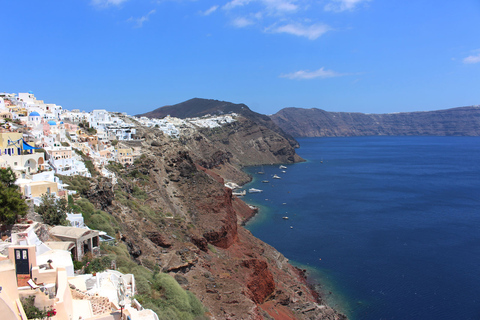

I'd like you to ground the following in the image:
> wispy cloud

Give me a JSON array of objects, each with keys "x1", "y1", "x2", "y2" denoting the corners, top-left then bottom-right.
[
  {"x1": 280, "y1": 67, "x2": 346, "y2": 80},
  {"x1": 223, "y1": 0, "x2": 253, "y2": 11},
  {"x1": 219, "y1": 0, "x2": 333, "y2": 39},
  {"x1": 91, "y1": 0, "x2": 128, "y2": 8},
  {"x1": 267, "y1": 23, "x2": 330, "y2": 40},
  {"x1": 262, "y1": 0, "x2": 298, "y2": 14},
  {"x1": 128, "y1": 9, "x2": 156, "y2": 28},
  {"x1": 324, "y1": 0, "x2": 371, "y2": 12},
  {"x1": 463, "y1": 51, "x2": 480, "y2": 64},
  {"x1": 232, "y1": 17, "x2": 255, "y2": 27},
  {"x1": 223, "y1": 0, "x2": 297, "y2": 14},
  {"x1": 202, "y1": 5, "x2": 219, "y2": 16}
]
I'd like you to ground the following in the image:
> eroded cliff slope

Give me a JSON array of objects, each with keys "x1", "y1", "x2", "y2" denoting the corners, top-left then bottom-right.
[{"x1": 79, "y1": 125, "x2": 343, "y2": 319}]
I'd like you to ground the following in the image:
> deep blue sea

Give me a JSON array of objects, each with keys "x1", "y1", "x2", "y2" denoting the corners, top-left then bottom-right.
[{"x1": 243, "y1": 136, "x2": 480, "y2": 320}]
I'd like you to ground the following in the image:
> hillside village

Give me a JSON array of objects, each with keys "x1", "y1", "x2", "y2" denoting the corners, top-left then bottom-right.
[{"x1": 0, "y1": 92, "x2": 239, "y2": 320}]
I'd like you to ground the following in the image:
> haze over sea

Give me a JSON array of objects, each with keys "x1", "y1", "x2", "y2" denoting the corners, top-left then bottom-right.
[{"x1": 243, "y1": 136, "x2": 480, "y2": 320}]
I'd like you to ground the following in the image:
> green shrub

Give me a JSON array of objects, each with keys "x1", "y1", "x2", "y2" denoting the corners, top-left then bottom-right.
[
  {"x1": 100, "y1": 242, "x2": 207, "y2": 320},
  {"x1": 137, "y1": 272, "x2": 206, "y2": 320},
  {"x1": 73, "y1": 260, "x2": 84, "y2": 270},
  {"x1": 70, "y1": 198, "x2": 118, "y2": 236},
  {"x1": 59, "y1": 174, "x2": 92, "y2": 195},
  {"x1": 106, "y1": 161, "x2": 124, "y2": 174},
  {"x1": 132, "y1": 185, "x2": 147, "y2": 199}
]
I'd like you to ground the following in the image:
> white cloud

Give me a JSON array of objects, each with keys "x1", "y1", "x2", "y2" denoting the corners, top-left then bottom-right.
[
  {"x1": 220, "y1": 0, "x2": 335, "y2": 39},
  {"x1": 223, "y1": 0, "x2": 253, "y2": 10},
  {"x1": 463, "y1": 52, "x2": 480, "y2": 64},
  {"x1": 128, "y1": 9, "x2": 156, "y2": 28},
  {"x1": 280, "y1": 67, "x2": 345, "y2": 79},
  {"x1": 202, "y1": 5, "x2": 219, "y2": 16},
  {"x1": 324, "y1": 0, "x2": 370, "y2": 12},
  {"x1": 262, "y1": 0, "x2": 298, "y2": 13},
  {"x1": 223, "y1": 0, "x2": 297, "y2": 14},
  {"x1": 91, "y1": 0, "x2": 128, "y2": 8},
  {"x1": 267, "y1": 23, "x2": 330, "y2": 40},
  {"x1": 232, "y1": 17, "x2": 255, "y2": 27}
]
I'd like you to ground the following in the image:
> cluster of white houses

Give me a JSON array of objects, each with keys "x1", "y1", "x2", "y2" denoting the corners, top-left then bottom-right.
[
  {"x1": 134, "y1": 113, "x2": 238, "y2": 137},
  {"x1": 0, "y1": 92, "x2": 159, "y2": 320},
  {"x1": 0, "y1": 92, "x2": 144, "y2": 204}
]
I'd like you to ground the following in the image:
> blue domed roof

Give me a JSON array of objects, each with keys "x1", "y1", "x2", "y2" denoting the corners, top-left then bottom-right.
[
  {"x1": 29, "y1": 111, "x2": 40, "y2": 117},
  {"x1": 48, "y1": 120, "x2": 57, "y2": 125},
  {"x1": 60, "y1": 121, "x2": 64, "y2": 124}
]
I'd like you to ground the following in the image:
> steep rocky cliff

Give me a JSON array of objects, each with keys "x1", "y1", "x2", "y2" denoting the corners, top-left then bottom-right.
[
  {"x1": 81, "y1": 127, "x2": 344, "y2": 319},
  {"x1": 180, "y1": 116, "x2": 303, "y2": 183},
  {"x1": 270, "y1": 106, "x2": 480, "y2": 137}
]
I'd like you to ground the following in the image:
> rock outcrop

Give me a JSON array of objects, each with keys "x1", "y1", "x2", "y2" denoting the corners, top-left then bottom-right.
[{"x1": 242, "y1": 258, "x2": 276, "y2": 304}]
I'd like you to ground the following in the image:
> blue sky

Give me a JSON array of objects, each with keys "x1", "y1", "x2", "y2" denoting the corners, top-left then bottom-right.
[{"x1": 1, "y1": 0, "x2": 479, "y2": 115}]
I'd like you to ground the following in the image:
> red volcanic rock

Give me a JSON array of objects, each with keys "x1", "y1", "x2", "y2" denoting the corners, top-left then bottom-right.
[
  {"x1": 242, "y1": 259, "x2": 276, "y2": 304},
  {"x1": 195, "y1": 164, "x2": 224, "y2": 184},
  {"x1": 201, "y1": 188, "x2": 238, "y2": 249},
  {"x1": 260, "y1": 301, "x2": 297, "y2": 320},
  {"x1": 232, "y1": 195, "x2": 257, "y2": 224},
  {"x1": 191, "y1": 234, "x2": 209, "y2": 252},
  {"x1": 202, "y1": 208, "x2": 237, "y2": 248},
  {"x1": 147, "y1": 232, "x2": 172, "y2": 248}
]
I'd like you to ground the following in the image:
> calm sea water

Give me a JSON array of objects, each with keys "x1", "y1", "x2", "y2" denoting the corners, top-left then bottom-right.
[{"x1": 243, "y1": 136, "x2": 480, "y2": 320}]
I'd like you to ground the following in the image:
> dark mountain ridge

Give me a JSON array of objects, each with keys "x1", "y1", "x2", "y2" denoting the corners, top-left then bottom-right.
[
  {"x1": 137, "y1": 98, "x2": 299, "y2": 147},
  {"x1": 270, "y1": 106, "x2": 480, "y2": 137}
]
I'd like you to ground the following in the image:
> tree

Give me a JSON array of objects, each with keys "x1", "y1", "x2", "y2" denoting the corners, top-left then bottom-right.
[
  {"x1": 0, "y1": 167, "x2": 16, "y2": 188},
  {"x1": 0, "y1": 168, "x2": 28, "y2": 225},
  {"x1": 36, "y1": 194, "x2": 68, "y2": 226}
]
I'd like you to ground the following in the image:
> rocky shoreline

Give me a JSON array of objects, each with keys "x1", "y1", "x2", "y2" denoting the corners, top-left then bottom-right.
[{"x1": 238, "y1": 185, "x2": 347, "y2": 320}]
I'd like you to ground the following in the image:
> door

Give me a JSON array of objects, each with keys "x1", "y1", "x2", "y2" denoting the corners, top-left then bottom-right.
[{"x1": 14, "y1": 249, "x2": 30, "y2": 275}]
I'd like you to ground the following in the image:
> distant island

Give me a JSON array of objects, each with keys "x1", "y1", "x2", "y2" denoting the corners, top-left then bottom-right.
[{"x1": 270, "y1": 106, "x2": 480, "y2": 137}]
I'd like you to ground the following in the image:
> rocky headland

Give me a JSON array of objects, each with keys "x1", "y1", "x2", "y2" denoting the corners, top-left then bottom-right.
[{"x1": 270, "y1": 106, "x2": 480, "y2": 137}]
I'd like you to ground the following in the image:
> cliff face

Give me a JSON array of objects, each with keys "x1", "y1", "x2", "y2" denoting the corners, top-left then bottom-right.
[
  {"x1": 182, "y1": 116, "x2": 303, "y2": 182},
  {"x1": 85, "y1": 128, "x2": 344, "y2": 319},
  {"x1": 270, "y1": 106, "x2": 480, "y2": 137}
]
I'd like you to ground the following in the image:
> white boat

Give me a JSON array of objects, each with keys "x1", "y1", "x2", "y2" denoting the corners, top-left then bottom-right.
[
  {"x1": 248, "y1": 188, "x2": 263, "y2": 193},
  {"x1": 262, "y1": 180, "x2": 269, "y2": 183},
  {"x1": 279, "y1": 165, "x2": 287, "y2": 169},
  {"x1": 273, "y1": 174, "x2": 281, "y2": 179},
  {"x1": 232, "y1": 190, "x2": 246, "y2": 196},
  {"x1": 282, "y1": 216, "x2": 289, "y2": 220},
  {"x1": 282, "y1": 170, "x2": 286, "y2": 173}
]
